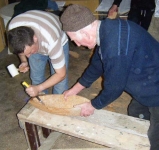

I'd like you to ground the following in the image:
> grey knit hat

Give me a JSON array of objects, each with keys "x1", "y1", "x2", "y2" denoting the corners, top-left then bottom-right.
[{"x1": 61, "y1": 4, "x2": 96, "y2": 32}]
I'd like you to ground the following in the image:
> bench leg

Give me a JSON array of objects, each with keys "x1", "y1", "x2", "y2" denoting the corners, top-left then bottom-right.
[
  {"x1": 25, "y1": 122, "x2": 41, "y2": 150},
  {"x1": 42, "y1": 127, "x2": 52, "y2": 138}
]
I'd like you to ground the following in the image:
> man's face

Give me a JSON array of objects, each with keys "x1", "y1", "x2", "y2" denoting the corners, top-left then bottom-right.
[
  {"x1": 67, "y1": 31, "x2": 96, "y2": 49},
  {"x1": 23, "y1": 42, "x2": 39, "y2": 57},
  {"x1": 20, "y1": 36, "x2": 39, "y2": 57}
]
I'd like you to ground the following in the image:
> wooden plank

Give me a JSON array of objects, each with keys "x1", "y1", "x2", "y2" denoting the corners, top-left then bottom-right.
[
  {"x1": 18, "y1": 104, "x2": 149, "y2": 137},
  {"x1": 17, "y1": 103, "x2": 35, "y2": 119},
  {"x1": 51, "y1": 148, "x2": 121, "y2": 150},
  {"x1": 74, "y1": 110, "x2": 149, "y2": 137},
  {"x1": 17, "y1": 104, "x2": 150, "y2": 150},
  {"x1": 38, "y1": 132, "x2": 62, "y2": 150}
]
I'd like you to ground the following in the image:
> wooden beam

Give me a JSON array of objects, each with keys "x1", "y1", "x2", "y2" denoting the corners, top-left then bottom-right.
[{"x1": 38, "y1": 132, "x2": 62, "y2": 150}]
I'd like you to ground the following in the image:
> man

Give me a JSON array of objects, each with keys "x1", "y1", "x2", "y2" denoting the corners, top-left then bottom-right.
[
  {"x1": 108, "y1": 0, "x2": 156, "y2": 120},
  {"x1": 8, "y1": 10, "x2": 69, "y2": 97},
  {"x1": 108, "y1": 0, "x2": 155, "y2": 30},
  {"x1": 61, "y1": 4, "x2": 159, "y2": 149}
]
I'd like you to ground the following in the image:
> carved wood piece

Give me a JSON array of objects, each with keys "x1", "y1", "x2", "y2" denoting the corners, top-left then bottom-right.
[{"x1": 29, "y1": 94, "x2": 90, "y2": 116}]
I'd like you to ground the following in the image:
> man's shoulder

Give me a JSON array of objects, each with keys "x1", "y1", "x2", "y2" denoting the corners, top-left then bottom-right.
[
  {"x1": 12, "y1": 10, "x2": 59, "y2": 19},
  {"x1": 101, "y1": 18, "x2": 123, "y2": 26},
  {"x1": 100, "y1": 18, "x2": 123, "y2": 33},
  {"x1": 8, "y1": 10, "x2": 60, "y2": 30}
]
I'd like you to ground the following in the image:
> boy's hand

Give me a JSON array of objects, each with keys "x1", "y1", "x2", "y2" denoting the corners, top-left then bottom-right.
[{"x1": 19, "y1": 62, "x2": 29, "y2": 73}]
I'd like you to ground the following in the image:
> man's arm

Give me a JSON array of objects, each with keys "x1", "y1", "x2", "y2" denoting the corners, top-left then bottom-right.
[
  {"x1": 78, "y1": 47, "x2": 104, "y2": 88},
  {"x1": 26, "y1": 65, "x2": 66, "y2": 97},
  {"x1": 108, "y1": 0, "x2": 122, "y2": 18},
  {"x1": 18, "y1": 53, "x2": 27, "y2": 63},
  {"x1": 64, "y1": 82, "x2": 85, "y2": 98},
  {"x1": 18, "y1": 53, "x2": 29, "y2": 73},
  {"x1": 38, "y1": 65, "x2": 66, "y2": 92},
  {"x1": 113, "y1": 0, "x2": 122, "y2": 7}
]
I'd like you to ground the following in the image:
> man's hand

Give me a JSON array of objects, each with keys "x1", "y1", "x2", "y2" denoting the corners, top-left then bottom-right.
[
  {"x1": 19, "y1": 62, "x2": 29, "y2": 73},
  {"x1": 108, "y1": 4, "x2": 118, "y2": 18},
  {"x1": 25, "y1": 85, "x2": 40, "y2": 97},
  {"x1": 63, "y1": 88, "x2": 78, "y2": 98},
  {"x1": 75, "y1": 102, "x2": 95, "y2": 117},
  {"x1": 63, "y1": 82, "x2": 85, "y2": 99}
]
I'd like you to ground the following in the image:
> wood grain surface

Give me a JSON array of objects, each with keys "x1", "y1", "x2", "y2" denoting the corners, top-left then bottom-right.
[{"x1": 29, "y1": 94, "x2": 90, "y2": 116}]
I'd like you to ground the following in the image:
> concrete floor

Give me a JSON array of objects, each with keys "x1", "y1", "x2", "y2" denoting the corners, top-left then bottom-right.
[{"x1": 0, "y1": 41, "x2": 131, "y2": 150}]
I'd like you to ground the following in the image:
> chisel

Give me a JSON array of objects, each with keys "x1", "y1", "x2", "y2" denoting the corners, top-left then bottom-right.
[{"x1": 22, "y1": 81, "x2": 45, "y2": 105}]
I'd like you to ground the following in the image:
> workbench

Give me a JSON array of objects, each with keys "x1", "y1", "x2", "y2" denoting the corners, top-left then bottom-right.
[{"x1": 17, "y1": 103, "x2": 150, "y2": 150}]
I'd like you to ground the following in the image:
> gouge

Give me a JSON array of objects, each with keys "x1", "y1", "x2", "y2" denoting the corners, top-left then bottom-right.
[{"x1": 22, "y1": 81, "x2": 45, "y2": 105}]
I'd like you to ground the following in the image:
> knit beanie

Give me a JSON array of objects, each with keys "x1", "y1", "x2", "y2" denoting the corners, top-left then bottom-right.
[{"x1": 61, "y1": 4, "x2": 96, "y2": 32}]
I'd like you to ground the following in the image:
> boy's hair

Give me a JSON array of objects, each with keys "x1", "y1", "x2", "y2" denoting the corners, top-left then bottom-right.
[{"x1": 7, "y1": 26, "x2": 34, "y2": 54}]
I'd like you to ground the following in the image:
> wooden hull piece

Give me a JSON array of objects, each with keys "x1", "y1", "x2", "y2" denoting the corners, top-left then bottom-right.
[{"x1": 29, "y1": 94, "x2": 90, "y2": 116}]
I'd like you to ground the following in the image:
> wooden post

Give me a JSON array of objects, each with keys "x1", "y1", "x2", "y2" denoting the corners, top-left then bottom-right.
[
  {"x1": 42, "y1": 127, "x2": 52, "y2": 138},
  {"x1": 25, "y1": 122, "x2": 41, "y2": 150}
]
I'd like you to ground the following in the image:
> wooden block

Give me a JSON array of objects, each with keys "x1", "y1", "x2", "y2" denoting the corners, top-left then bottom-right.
[{"x1": 17, "y1": 103, "x2": 150, "y2": 150}]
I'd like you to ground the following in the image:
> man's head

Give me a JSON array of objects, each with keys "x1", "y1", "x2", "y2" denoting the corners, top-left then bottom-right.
[
  {"x1": 61, "y1": 4, "x2": 96, "y2": 32},
  {"x1": 8, "y1": 26, "x2": 39, "y2": 57},
  {"x1": 61, "y1": 4, "x2": 98, "y2": 49}
]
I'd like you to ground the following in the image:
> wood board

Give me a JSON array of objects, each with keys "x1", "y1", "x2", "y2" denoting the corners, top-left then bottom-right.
[
  {"x1": 29, "y1": 94, "x2": 90, "y2": 116},
  {"x1": 17, "y1": 104, "x2": 150, "y2": 150}
]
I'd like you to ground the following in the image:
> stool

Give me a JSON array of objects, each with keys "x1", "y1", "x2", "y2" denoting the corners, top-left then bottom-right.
[{"x1": 17, "y1": 103, "x2": 150, "y2": 150}]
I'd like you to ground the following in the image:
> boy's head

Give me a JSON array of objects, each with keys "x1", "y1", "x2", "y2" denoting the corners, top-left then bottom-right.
[{"x1": 8, "y1": 26, "x2": 35, "y2": 54}]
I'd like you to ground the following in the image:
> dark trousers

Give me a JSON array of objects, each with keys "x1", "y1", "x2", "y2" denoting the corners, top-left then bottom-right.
[
  {"x1": 128, "y1": 99, "x2": 159, "y2": 149},
  {"x1": 148, "y1": 107, "x2": 159, "y2": 150},
  {"x1": 128, "y1": 8, "x2": 155, "y2": 30},
  {"x1": 128, "y1": 99, "x2": 150, "y2": 120}
]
